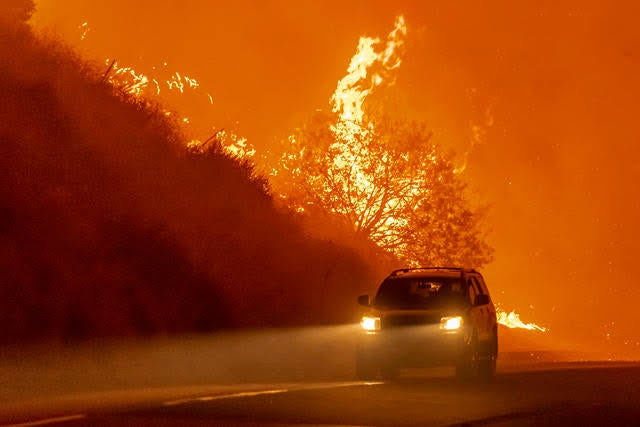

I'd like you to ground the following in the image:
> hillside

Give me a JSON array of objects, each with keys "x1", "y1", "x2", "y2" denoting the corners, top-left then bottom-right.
[{"x1": 0, "y1": 25, "x2": 378, "y2": 342}]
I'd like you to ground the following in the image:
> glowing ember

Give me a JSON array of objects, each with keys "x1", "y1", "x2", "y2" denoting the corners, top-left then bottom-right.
[
  {"x1": 78, "y1": 22, "x2": 90, "y2": 41},
  {"x1": 497, "y1": 308, "x2": 547, "y2": 332}
]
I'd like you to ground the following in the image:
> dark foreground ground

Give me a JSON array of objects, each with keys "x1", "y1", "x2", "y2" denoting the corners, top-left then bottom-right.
[{"x1": 2, "y1": 362, "x2": 640, "y2": 427}]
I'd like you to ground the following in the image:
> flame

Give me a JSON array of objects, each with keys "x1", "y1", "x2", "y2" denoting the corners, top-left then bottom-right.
[
  {"x1": 102, "y1": 57, "x2": 221, "y2": 143},
  {"x1": 189, "y1": 130, "x2": 255, "y2": 159},
  {"x1": 324, "y1": 15, "x2": 415, "y2": 250},
  {"x1": 105, "y1": 59, "x2": 207, "y2": 100},
  {"x1": 263, "y1": 16, "x2": 413, "y2": 253},
  {"x1": 496, "y1": 308, "x2": 548, "y2": 332},
  {"x1": 330, "y1": 15, "x2": 406, "y2": 143},
  {"x1": 106, "y1": 60, "x2": 150, "y2": 96},
  {"x1": 90, "y1": 25, "x2": 244, "y2": 156}
]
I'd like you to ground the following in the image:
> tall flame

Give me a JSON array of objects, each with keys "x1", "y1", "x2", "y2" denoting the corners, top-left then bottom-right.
[
  {"x1": 330, "y1": 15, "x2": 406, "y2": 143},
  {"x1": 320, "y1": 15, "x2": 416, "y2": 251}
]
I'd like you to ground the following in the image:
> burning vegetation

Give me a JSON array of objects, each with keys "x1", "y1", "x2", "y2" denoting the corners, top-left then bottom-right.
[{"x1": 233, "y1": 16, "x2": 493, "y2": 269}]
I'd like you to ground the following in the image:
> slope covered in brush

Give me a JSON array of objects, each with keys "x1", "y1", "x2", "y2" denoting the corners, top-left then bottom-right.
[{"x1": 0, "y1": 18, "x2": 376, "y2": 342}]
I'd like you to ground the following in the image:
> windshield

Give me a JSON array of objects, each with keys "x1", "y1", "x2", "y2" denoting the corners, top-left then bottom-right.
[{"x1": 374, "y1": 276, "x2": 468, "y2": 309}]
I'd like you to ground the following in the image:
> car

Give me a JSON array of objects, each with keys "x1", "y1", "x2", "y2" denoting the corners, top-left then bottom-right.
[{"x1": 356, "y1": 267, "x2": 498, "y2": 381}]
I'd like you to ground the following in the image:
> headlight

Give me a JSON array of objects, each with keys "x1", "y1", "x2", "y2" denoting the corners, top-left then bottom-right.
[
  {"x1": 361, "y1": 316, "x2": 381, "y2": 331},
  {"x1": 440, "y1": 316, "x2": 463, "y2": 330}
]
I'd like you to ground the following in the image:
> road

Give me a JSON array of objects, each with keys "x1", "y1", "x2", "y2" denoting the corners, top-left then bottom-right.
[{"x1": 3, "y1": 362, "x2": 640, "y2": 426}]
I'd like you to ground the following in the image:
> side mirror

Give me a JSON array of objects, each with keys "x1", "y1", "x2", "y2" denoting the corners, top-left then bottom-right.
[
  {"x1": 357, "y1": 294, "x2": 370, "y2": 307},
  {"x1": 474, "y1": 294, "x2": 490, "y2": 307}
]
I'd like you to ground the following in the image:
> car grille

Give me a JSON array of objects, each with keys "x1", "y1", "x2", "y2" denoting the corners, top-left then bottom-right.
[{"x1": 383, "y1": 314, "x2": 440, "y2": 328}]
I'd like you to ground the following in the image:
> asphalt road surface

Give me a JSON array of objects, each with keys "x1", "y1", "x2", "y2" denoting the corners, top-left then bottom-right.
[{"x1": 3, "y1": 362, "x2": 640, "y2": 426}]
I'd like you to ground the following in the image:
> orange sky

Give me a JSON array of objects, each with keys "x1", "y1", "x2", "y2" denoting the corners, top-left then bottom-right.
[{"x1": 32, "y1": 0, "x2": 640, "y2": 352}]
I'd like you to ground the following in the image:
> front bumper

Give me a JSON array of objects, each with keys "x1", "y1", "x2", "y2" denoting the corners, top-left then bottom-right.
[{"x1": 357, "y1": 325, "x2": 467, "y2": 367}]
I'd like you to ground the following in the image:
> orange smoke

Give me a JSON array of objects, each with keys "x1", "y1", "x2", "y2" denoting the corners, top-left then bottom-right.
[{"x1": 29, "y1": 1, "x2": 640, "y2": 354}]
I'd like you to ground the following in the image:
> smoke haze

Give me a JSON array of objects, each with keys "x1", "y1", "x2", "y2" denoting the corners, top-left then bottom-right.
[{"x1": 5, "y1": 0, "x2": 638, "y2": 353}]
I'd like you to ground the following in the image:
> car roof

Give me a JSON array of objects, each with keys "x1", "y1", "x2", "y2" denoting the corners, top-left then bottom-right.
[
  {"x1": 388, "y1": 267, "x2": 479, "y2": 280},
  {"x1": 388, "y1": 271, "x2": 462, "y2": 279}
]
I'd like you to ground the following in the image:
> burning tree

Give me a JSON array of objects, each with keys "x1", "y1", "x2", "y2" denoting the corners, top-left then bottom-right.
[
  {"x1": 264, "y1": 15, "x2": 492, "y2": 267},
  {"x1": 270, "y1": 111, "x2": 492, "y2": 267}
]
